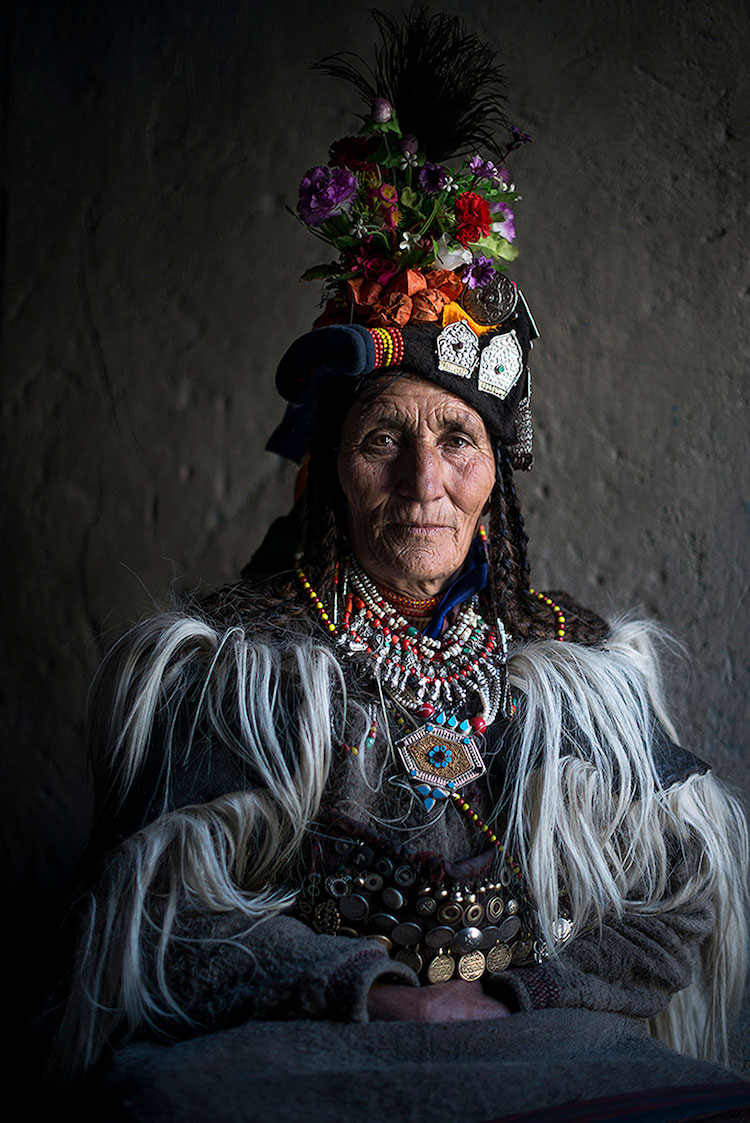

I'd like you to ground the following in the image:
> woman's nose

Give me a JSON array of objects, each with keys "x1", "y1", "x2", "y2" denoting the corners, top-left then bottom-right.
[{"x1": 397, "y1": 440, "x2": 444, "y2": 502}]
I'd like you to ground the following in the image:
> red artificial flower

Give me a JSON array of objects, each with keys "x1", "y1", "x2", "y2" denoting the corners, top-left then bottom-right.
[
  {"x1": 328, "y1": 136, "x2": 378, "y2": 170},
  {"x1": 454, "y1": 191, "x2": 492, "y2": 246},
  {"x1": 361, "y1": 256, "x2": 399, "y2": 286}
]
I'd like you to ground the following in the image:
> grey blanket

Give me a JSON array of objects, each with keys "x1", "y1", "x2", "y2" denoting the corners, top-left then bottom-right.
[{"x1": 88, "y1": 1009, "x2": 745, "y2": 1123}]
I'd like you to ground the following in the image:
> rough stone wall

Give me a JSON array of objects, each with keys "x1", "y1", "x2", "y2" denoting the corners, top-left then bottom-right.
[{"x1": 2, "y1": 0, "x2": 748, "y2": 1073}]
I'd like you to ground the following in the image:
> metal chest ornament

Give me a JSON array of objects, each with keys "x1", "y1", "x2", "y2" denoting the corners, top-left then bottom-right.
[{"x1": 396, "y1": 710, "x2": 486, "y2": 812}]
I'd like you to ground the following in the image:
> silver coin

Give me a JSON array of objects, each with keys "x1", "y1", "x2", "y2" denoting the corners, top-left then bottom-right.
[{"x1": 451, "y1": 926, "x2": 482, "y2": 954}]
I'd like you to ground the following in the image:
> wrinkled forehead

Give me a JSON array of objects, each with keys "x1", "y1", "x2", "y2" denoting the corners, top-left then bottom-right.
[{"x1": 343, "y1": 372, "x2": 491, "y2": 436}]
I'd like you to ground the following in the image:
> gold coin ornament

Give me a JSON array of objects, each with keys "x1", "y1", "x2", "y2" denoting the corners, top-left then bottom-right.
[
  {"x1": 458, "y1": 950, "x2": 486, "y2": 981},
  {"x1": 427, "y1": 954, "x2": 456, "y2": 984},
  {"x1": 487, "y1": 943, "x2": 512, "y2": 972},
  {"x1": 395, "y1": 948, "x2": 424, "y2": 974}
]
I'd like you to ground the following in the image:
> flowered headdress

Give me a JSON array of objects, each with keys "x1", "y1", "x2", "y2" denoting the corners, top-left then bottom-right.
[{"x1": 269, "y1": 9, "x2": 537, "y2": 470}]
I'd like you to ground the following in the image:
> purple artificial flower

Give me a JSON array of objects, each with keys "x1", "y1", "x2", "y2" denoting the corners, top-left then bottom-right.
[
  {"x1": 418, "y1": 162, "x2": 450, "y2": 193},
  {"x1": 459, "y1": 254, "x2": 496, "y2": 290},
  {"x1": 371, "y1": 97, "x2": 393, "y2": 123},
  {"x1": 469, "y1": 155, "x2": 500, "y2": 183},
  {"x1": 298, "y1": 166, "x2": 358, "y2": 226},
  {"x1": 491, "y1": 202, "x2": 516, "y2": 242},
  {"x1": 509, "y1": 125, "x2": 532, "y2": 149}
]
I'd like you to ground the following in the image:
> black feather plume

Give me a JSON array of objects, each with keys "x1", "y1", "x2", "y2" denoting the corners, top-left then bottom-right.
[{"x1": 314, "y1": 8, "x2": 509, "y2": 162}]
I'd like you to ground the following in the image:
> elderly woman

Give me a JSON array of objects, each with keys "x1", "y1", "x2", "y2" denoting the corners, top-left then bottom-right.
[{"x1": 57, "y1": 11, "x2": 748, "y2": 1118}]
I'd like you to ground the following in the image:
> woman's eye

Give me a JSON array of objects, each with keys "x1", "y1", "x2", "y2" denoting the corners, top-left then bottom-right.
[
  {"x1": 366, "y1": 431, "x2": 396, "y2": 449},
  {"x1": 444, "y1": 433, "x2": 471, "y2": 449}
]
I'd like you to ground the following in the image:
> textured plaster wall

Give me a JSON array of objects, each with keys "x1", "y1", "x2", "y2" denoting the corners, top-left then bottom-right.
[{"x1": 2, "y1": 0, "x2": 749, "y2": 1073}]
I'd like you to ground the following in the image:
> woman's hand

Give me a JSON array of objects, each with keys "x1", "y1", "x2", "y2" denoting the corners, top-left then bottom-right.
[{"x1": 367, "y1": 979, "x2": 513, "y2": 1022}]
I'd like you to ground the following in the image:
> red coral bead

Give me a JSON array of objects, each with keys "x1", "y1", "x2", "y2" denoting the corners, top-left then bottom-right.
[
  {"x1": 470, "y1": 715, "x2": 487, "y2": 733},
  {"x1": 417, "y1": 703, "x2": 436, "y2": 718}
]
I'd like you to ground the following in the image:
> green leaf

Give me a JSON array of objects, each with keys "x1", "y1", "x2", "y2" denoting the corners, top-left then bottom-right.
[
  {"x1": 299, "y1": 263, "x2": 344, "y2": 282},
  {"x1": 400, "y1": 185, "x2": 420, "y2": 210},
  {"x1": 470, "y1": 233, "x2": 519, "y2": 263}
]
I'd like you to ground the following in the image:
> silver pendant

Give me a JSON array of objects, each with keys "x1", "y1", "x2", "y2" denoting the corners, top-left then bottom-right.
[
  {"x1": 436, "y1": 320, "x2": 480, "y2": 378},
  {"x1": 477, "y1": 330, "x2": 523, "y2": 399}
]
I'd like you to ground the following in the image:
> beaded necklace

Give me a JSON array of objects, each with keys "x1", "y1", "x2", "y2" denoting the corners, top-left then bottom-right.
[{"x1": 297, "y1": 555, "x2": 514, "y2": 813}]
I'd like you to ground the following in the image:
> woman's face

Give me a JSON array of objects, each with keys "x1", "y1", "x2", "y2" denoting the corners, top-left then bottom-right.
[{"x1": 337, "y1": 375, "x2": 496, "y2": 598}]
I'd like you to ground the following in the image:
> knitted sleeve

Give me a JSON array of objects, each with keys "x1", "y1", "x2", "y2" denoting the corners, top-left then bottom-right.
[{"x1": 484, "y1": 897, "x2": 714, "y2": 1018}]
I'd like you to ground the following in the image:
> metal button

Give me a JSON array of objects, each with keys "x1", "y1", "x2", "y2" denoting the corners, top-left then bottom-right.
[
  {"x1": 337, "y1": 926, "x2": 359, "y2": 938},
  {"x1": 335, "y1": 839, "x2": 353, "y2": 856},
  {"x1": 506, "y1": 898, "x2": 519, "y2": 915},
  {"x1": 464, "y1": 902, "x2": 484, "y2": 925},
  {"x1": 451, "y1": 926, "x2": 482, "y2": 954},
  {"x1": 368, "y1": 934, "x2": 392, "y2": 952},
  {"x1": 554, "y1": 917, "x2": 573, "y2": 943},
  {"x1": 352, "y1": 845, "x2": 374, "y2": 868},
  {"x1": 313, "y1": 901, "x2": 340, "y2": 934},
  {"x1": 392, "y1": 921, "x2": 422, "y2": 946},
  {"x1": 394, "y1": 865, "x2": 417, "y2": 887},
  {"x1": 437, "y1": 902, "x2": 462, "y2": 925},
  {"x1": 499, "y1": 916, "x2": 521, "y2": 941},
  {"x1": 364, "y1": 873, "x2": 384, "y2": 892},
  {"x1": 370, "y1": 912, "x2": 398, "y2": 933},
  {"x1": 325, "y1": 875, "x2": 350, "y2": 898},
  {"x1": 500, "y1": 867, "x2": 512, "y2": 887},
  {"x1": 416, "y1": 896, "x2": 437, "y2": 917},
  {"x1": 478, "y1": 925, "x2": 501, "y2": 950},
  {"x1": 381, "y1": 886, "x2": 404, "y2": 910},
  {"x1": 487, "y1": 895, "x2": 504, "y2": 921},
  {"x1": 339, "y1": 893, "x2": 369, "y2": 921},
  {"x1": 425, "y1": 925, "x2": 454, "y2": 949},
  {"x1": 375, "y1": 857, "x2": 394, "y2": 878}
]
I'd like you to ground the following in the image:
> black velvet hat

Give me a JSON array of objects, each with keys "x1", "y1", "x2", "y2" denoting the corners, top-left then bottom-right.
[{"x1": 267, "y1": 285, "x2": 538, "y2": 464}]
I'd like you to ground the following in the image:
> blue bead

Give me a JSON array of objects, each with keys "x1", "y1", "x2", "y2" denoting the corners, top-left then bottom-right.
[
  {"x1": 459, "y1": 720, "x2": 470, "y2": 732},
  {"x1": 448, "y1": 715, "x2": 458, "y2": 728},
  {"x1": 415, "y1": 784, "x2": 430, "y2": 795},
  {"x1": 423, "y1": 797, "x2": 435, "y2": 811},
  {"x1": 435, "y1": 712, "x2": 446, "y2": 725}
]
